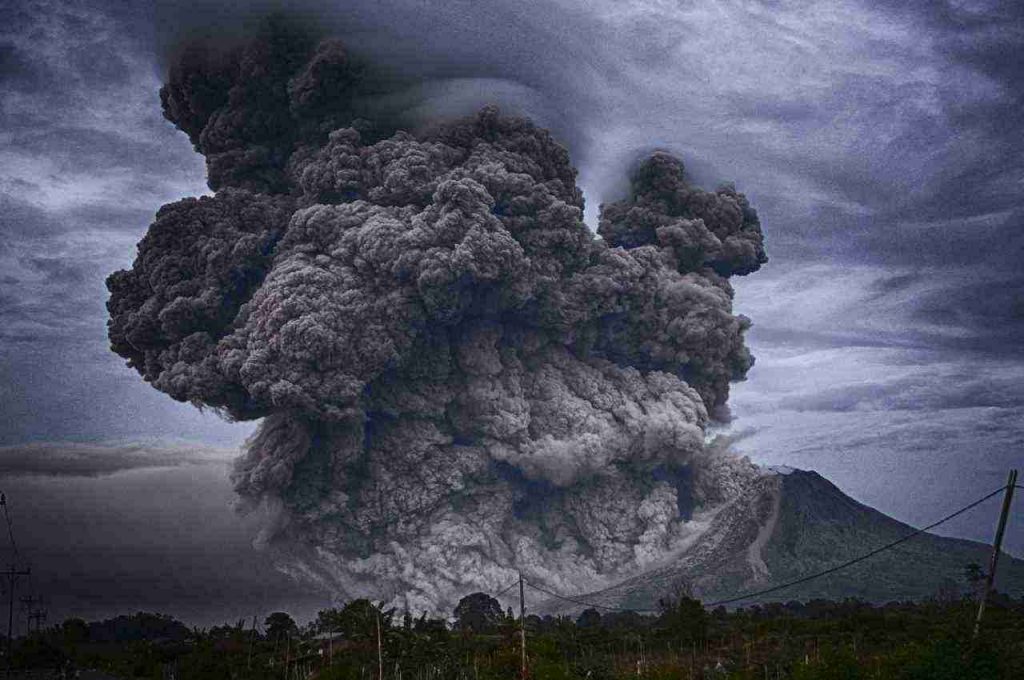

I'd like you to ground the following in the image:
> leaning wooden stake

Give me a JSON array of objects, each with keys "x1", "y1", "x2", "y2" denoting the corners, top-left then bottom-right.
[{"x1": 973, "y1": 468, "x2": 1017, "y2": 639}]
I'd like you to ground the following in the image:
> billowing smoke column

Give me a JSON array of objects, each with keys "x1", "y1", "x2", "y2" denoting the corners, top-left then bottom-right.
[{"x1": 107, "y1": 21, "x2": 766, "y2": 611}]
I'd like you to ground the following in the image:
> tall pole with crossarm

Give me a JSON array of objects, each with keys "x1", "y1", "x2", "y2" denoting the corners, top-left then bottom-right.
[
  {"x1": 1, "y1": 492, "x2": 30, "y2": 676},
  {"x1": 974, "y1": 469, "x2": 1017, "y2": 639}
]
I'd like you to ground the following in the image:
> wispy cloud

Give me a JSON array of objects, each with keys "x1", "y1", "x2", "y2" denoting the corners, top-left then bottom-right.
[{"x1": 0, "y1": 441, "x2": 236, "y2": 478}]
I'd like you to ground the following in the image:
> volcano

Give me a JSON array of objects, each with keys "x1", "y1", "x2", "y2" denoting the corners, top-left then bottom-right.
[{"x1": 534, "y1": 466, "x2": 1024, "y2": 613}]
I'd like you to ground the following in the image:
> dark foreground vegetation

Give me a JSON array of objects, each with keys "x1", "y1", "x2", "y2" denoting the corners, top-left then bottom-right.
[{"x1": 6, "y1": 592, "x2": 1024, "y2": 679}]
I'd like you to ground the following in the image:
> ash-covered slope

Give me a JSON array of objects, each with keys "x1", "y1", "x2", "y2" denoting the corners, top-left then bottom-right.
[{"x1": 537, "y1": 468, "x2": 1024, "y2": 613}]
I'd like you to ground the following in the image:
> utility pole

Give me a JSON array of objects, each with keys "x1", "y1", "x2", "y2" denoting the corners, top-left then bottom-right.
[
  {"x1": 18, "y1": 596, "x2": 35, "y2": 636},
  {"x1": 518, "y1": 573, "x2": 527, "y2": 680},
  {"x1": 19, "y1": 596, "x2": 44, "y2": 635},
  {"x1": 27, "y1": 609, "x2": 46, "y2": 636},
  {"x1": 4, "y1": 565, "x2": 30, "y2": 671},
  {"x1": 283, "y1": 634, "x2": 290, "y2": 680},
  {"x1": 974, "y1": 469, "x2": 1017, "y2": 639},
  {"x1": 247, "y1": 614, "x2": 256, "y2": 671},
  {"x1": 376, "y1": 608, "x2": 383, "y2": 680}
]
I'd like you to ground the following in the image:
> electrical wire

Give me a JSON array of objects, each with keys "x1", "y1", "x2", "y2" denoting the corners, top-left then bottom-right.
[
  {"x1": 525, "y1": 579, "x2": 657, "y2": 613},
  {"x1": 494, "y1": 578, "x2": 521, "y2": 599}
]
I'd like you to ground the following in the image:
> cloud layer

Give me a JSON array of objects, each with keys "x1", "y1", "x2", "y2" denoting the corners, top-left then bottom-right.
[
  {"x1": 0, "y1": 441, "x2": 232, "y2": 477},
  {"x1": 1, "y1": 0, "x2": 1021, "y2": 613}
]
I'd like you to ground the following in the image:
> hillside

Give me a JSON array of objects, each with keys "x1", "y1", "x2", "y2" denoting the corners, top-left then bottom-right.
[{"x1": 538, "y1": 467, "x2": 1024, "y2": 613}]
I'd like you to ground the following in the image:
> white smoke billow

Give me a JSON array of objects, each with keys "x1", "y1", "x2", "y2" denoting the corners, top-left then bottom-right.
[{"x1": 107, "y1": 20, "x2": 767, "y2": 613}]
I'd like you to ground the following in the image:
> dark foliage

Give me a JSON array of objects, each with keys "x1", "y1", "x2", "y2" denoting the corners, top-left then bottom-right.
[
  {"x1": 454, "y1": 592, "x2": 506, "y2": 633},
  {"x1": 10, "y1": 593, "x2": 1024, "y2": 679}
]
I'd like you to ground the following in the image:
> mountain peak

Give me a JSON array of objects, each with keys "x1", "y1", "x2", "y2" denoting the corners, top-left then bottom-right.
[{"x1": 535, "y1": 467, "x2": 1023, "y2": 614}]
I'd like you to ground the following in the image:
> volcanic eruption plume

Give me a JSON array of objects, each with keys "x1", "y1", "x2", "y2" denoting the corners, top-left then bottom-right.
[{"x1": 107, "y1": 20, "x2": 767, "y2": 612}]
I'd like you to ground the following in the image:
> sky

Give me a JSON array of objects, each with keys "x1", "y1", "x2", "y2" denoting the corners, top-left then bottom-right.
[{"x1": 1, "y1": 0, "x2": 1022, "y2": 625}]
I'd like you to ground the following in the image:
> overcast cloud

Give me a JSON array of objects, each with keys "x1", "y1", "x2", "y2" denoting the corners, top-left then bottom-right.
[
  {"x1": 1, "y1": 450, "x2": 328, "y2": 627},
  {"x1": 0, "y1": 0, "x2": 1021, "y2": 622}
]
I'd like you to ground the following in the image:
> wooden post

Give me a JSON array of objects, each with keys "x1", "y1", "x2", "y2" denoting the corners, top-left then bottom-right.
[
  {"x1": 519, "y1": 573, "x2": 527, "y2": 680},
  {"x1": 283, "y1": 634, "x2": 290, "y2": 680},
  {"x1": 974, "y1": 469, "x2": 1017, "y2": 639},
  {"x1": 247, "y1": 615, "x2": 257, "y2": 671},
  {"x1": 4, "y1": 566, "x2": 30, "y2": 674},
  {"x1": 377, "y1": 608, "x2": 384, "y2": 680}
]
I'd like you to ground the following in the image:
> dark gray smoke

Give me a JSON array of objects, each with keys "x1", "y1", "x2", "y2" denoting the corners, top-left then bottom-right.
[{"x1": 107, "y1": 21, "x2": 766, "y2": 611}]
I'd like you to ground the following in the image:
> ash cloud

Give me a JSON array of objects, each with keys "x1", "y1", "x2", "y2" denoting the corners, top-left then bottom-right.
[{"x1": 107, "y1": 21, "x2": 766, "y2": 612}]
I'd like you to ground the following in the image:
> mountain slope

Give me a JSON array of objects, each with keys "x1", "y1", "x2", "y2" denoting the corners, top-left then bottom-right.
[{"x1": 538, "y1": 468, "x2": 1024, "y2": 613}]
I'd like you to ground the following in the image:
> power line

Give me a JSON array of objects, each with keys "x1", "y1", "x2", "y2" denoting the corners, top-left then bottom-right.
[
  {"x1": 525, "y1": 579, "x2": 656, "y2": 613},
  {"x1": 520, "y1": 483, "x2": 1010, "y2": 614},
  {"x1": 494, "y1": 578, "x2": 520, "y2": 599}
]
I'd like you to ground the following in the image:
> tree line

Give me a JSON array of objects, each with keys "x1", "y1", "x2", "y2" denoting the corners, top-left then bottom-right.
[{"x1": 7, "y1": 588, "x2": 1024, "y2": 679}]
